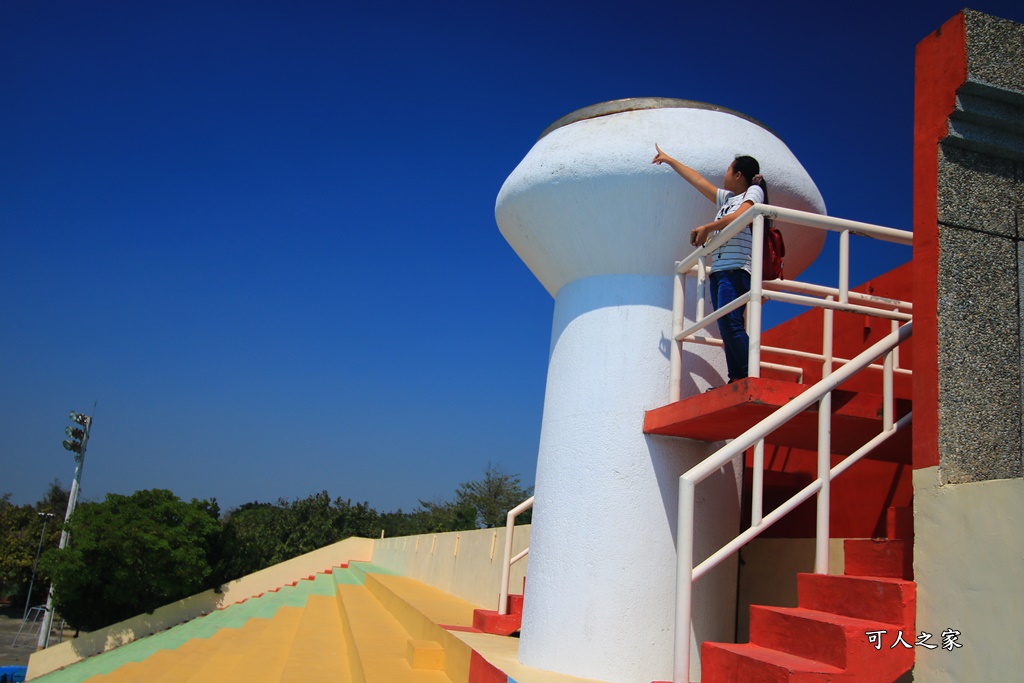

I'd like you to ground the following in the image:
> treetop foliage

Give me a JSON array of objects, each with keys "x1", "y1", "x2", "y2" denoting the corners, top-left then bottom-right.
[{"x1": 3, "y1": 464, "x2": 532, "y2": 632}]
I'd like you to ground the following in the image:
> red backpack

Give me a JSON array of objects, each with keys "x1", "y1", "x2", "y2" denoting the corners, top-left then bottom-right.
[{"x1": 762, "y1": 222, "x2": 785, "y2": 280}]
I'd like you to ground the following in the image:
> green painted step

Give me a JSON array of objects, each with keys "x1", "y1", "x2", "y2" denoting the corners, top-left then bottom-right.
[{"x1": 33, "y1": 571, "x2": 340, "y2": 683}]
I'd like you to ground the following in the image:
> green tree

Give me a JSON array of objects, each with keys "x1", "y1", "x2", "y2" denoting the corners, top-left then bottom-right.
[
  {"x1": 0, "y1": 494, "x2": 37, "y2": 602},
  {"x1": 454, "y1": 464, "x2": 533, "y2": 528},
  {"x1": 0, "y1": 482, "x2": 69, "y2": 608},
  {"x1": 402, "y1": 498, "x2": 479, "y2": 534},
  {"x1": 214, "y1": 501, "x2": 289, "y2": 583},
  {"x1": 214, "y1": 495, "x2": 383, "y2": 583},
  {"x1": 40, "y1": 489, "x2": 220, "y2": 631},
  {"x1": 279, "y1": 491, "x2": 338, "y2": 559},
  {"x1": 332, "y1": 498, "x2": 380, "y2": 539}
]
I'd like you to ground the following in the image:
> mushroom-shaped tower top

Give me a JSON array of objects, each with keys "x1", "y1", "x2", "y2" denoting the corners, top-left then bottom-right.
[{"x1": 496, "y1": 98, "x2": 826, "y2": 297}]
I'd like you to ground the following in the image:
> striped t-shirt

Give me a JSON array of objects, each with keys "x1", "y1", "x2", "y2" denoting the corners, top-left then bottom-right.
[{"x1": 710, "y1": 185, "x2": 764, "y2": 272}]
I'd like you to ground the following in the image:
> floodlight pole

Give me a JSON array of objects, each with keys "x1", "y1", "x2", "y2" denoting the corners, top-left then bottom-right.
[
  {"x1": 37, "y1": 413, "x2": 91, "y2": 650},
  {"x1": 23, "y1": 512, "x2": 54, "y2": 621}
]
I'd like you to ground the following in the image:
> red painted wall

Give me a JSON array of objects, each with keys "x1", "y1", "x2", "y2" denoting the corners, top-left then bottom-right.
[{"x1": 912, "y1": 13, "x2": 967, "y2": 470}]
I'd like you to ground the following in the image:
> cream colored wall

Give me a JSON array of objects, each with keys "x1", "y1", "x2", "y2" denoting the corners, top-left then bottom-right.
[
  {"x1": 913, "y1": 467, "x2": 1024, "y2": 682},
  {"x1": 27, "y1": 536, "x2": 374, "y2": 680},
  {"x1": 736, "y1": 538, "x2": 845, "y2": 641},
  {"x1": 370, "y1": 525, "x2": 530, "y2": 610}
]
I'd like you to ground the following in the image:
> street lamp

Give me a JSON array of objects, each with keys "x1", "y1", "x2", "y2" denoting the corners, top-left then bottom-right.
[{"x1": 37, "y1": 410, "x2": 92, "y2": 650}]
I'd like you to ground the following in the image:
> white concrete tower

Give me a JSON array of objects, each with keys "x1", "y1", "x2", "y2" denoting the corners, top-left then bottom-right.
[{"x1": 495, "y1": 99, "x2": 826, "y2": 683}]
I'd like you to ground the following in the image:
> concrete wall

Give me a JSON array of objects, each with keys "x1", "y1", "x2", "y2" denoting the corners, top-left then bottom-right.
[
  {"x1": 913, "y1": 469, "x2": 1024, "y2": 680},
  {"x1": 26, "y1": 536, "x2": 373, "y2": 680},
  {"x1": 370, "y1": 525, "x2": 530, "y2": 610},
  {"x1": 914, "y1": 10, "x2": 1024, "y2": 479},
  {"x1": 912, "y1": 10, "x2": 1024, "y2": 682}
]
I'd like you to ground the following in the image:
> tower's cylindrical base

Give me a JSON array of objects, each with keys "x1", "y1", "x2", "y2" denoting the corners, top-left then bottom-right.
[{"x1": 517, "y1": 274, "x2": 741, "y2": 683}]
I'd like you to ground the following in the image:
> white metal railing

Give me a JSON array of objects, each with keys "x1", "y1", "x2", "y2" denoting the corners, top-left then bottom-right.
[
  {"x1": 672, "y1": 322, "x2": 911, "y2": 681},
  {"x1": 497, "y1": 495, "x2": 534, "y2": 615},
  {"x1": 667, "y1": 205, "x2": 915, "y2": 682},
  {"x1": 669, "y1": 204, "x2": 914, "y2": 401}
]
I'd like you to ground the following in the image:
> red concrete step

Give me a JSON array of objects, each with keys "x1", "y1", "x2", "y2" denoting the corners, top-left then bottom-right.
[
  {"x1": 844, "y1": 539, "x2": 913, "y2": 579},
  {"x1": 749, "y1": 605, "x2": 912, "y2": 674},
  {"x1": 508, "y1": 593, "x2": 524, "y2": 615},
  {"x1": 471, "y1": 609, "x2": 520, "y2": 635},
  {"x1": 798, "y1": 574, "x2": 915, "y2": 626},
  {"x1": 700, "y1": 642, "x2": 851, "y2": 683},
  {"x1": 643, "y1": 378, "x2": 911, "y2": 459},
  {"x1": 472, "y1": 593, "x2": 524, "y2": 635}
]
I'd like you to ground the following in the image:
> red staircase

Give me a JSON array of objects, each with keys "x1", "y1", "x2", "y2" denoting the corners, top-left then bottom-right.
[
  {"x1": 644, "y1": 374, "x2": 914, "y2": 681},
  {"x1": 696, "y1": 506, "x2": 915, "y2": 683}
]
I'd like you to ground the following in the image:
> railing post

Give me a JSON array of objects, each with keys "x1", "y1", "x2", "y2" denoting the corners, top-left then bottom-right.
[
  {"x1": 696, "y1": 256, "x2": 707, "y2": 323},
  {"x1": 751, "y1": 439, "x2": 765, "y2": 527},
  {"x1": 671, "y1": 270, "x2": 684, "y2": 403},
  {"x1": 747, "y1": 214, "x2": 765, "y2": 378},
  {"x1": 883, "y1": 317, "x2": 897, "y2": 431},
  {"x1": 498, "y1": 496, "x2": 534, "y2": 615},
  {"x1": 674, "y1": 477, "x2": 696, "y2": 683},
  {"x1": 815, "y1": 302, "x2": 834, "y2": 574},
  {"x1": 838, "y1": 229, "x2": 850, "y2": 305}
]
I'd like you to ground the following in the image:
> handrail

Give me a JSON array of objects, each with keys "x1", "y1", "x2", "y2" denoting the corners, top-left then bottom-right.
[
  {"x1": 669, "y1": 204, "x2": 913, "y2": 402},
  {"x1": 675, "y1": 204, "x2": 912, "y2": 278},
  {"x1": 671, "y1": 322, "x2": 913, "y2": 683},
  {"x1": 497, "y1": 495, "x2": 534, "y2": 615}
]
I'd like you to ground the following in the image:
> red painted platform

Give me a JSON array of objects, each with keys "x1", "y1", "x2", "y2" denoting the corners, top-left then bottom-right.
[{"x1": 643, "y1": 378, "x2": 911, "y2": 459}]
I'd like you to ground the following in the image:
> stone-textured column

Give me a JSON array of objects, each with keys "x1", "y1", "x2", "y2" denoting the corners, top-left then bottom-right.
[
  {"x1": 913, "y1": 11, "x2": 1024, "y2": 683},
  {"x1": 496, "y1": 99, "x2": 824, "y2": 683}
]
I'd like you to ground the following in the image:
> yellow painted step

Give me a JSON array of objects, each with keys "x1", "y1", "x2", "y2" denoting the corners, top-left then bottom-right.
[
  {"x1": 362, "y1": 573, "x2": 478, "y2": 683},
  {"x1": 133, "y1": 638, "x2": 232, "y2": 683},
  {"x1": 180, "y1": 616, "x2": 277, "y2": 683},
  {"x1": 180, "y1": 610, "x2": 303, "y2": 683},
  {"x1": 407, "y1": 640, "x2": 445, "y2": 670},
  {"x1": 83, "y1": 630, "x2": 236, "y2": 683},
  {"x1": 365, "y1": 574, "x2": 476, "y2": 635},
  {"x1": 279, "y1": 594, "x2": 352, "y2": 683},
  {"x1": 336, "y1": 584, "x2": 451, "y2": 683},
  {"x1": 220, "y1": 606, "x2": 304, "y2": 683}
]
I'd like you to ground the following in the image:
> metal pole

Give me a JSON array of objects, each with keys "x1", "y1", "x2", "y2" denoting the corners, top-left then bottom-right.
[
  {"x1": 670, "y1": 270, "x2": 684, "y2": 403},
  {"x1": 38, "y1": 414, "x2": 90, "y2": 650},
  {"x1": 498, "y1": 496, "x2": 534, "y2": 615},
  {"x1": 815, "y1": 304, "x2": 834, "y2": 574},
  {"x1": 747, "y1": 215, "x2": 765, "y2": 378},
  {"x1": 23, "y1": 513, "x2": 54, "y2": 620},
  {"x1": 674, "y1": 478, "x2": 696, "y2": 683}
]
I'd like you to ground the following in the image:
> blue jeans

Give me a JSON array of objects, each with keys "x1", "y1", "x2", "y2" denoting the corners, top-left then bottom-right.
[{"x1": 710, "y1": 269, "x2": 750, "y2": 382}]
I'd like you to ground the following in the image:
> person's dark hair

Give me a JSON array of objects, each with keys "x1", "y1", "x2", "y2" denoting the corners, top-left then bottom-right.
[{"x1": 733, "y1": 155, "x2": 769, "y2": 204}]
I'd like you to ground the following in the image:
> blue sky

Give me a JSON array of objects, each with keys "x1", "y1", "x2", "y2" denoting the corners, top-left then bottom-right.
[{"x1": 3, "y1": 1, "x2": 1022, "y2": 513}]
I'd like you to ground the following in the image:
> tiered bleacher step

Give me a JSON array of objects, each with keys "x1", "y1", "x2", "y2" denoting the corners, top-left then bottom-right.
[
  {"x1": 34, "y1": 561, "x2": 544, "y2": 683},
  {"x1": 697, "y1": 506, "x2": 916, "y2": 683},
  {"x1": 44, "y1": 571, "x2": 339, "y2": 683}
]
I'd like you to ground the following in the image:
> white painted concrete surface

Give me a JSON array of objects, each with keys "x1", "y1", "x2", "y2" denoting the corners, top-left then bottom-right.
[{"x1": 495, "y1": 102, "x2": 825, "y2": 683}]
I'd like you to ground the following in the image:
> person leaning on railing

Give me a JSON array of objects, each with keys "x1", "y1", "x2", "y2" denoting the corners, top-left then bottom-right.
[{"x1": 652, "y1": 145, "x2": 770, "y2": 382}]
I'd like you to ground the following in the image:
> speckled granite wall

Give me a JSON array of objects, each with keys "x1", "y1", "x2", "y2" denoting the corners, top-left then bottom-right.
[{"x1": 936, "y1": 11, "x2": 1024, "y2": 483}]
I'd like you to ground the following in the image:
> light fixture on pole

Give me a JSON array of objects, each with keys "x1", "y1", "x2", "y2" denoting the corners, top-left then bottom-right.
[{"x1": 37, "y1": 410, "x2": 92, "y2": 651}]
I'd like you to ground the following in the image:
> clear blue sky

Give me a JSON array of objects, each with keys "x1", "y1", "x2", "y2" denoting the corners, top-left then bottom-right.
[{"x1": 3, "y1": 1, "x2": 1022, "y2": 513}]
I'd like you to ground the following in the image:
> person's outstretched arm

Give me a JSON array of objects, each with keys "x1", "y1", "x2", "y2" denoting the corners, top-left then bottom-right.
[{"x1": 651, "y1": 144, "x2": 718, "y2": 202}]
